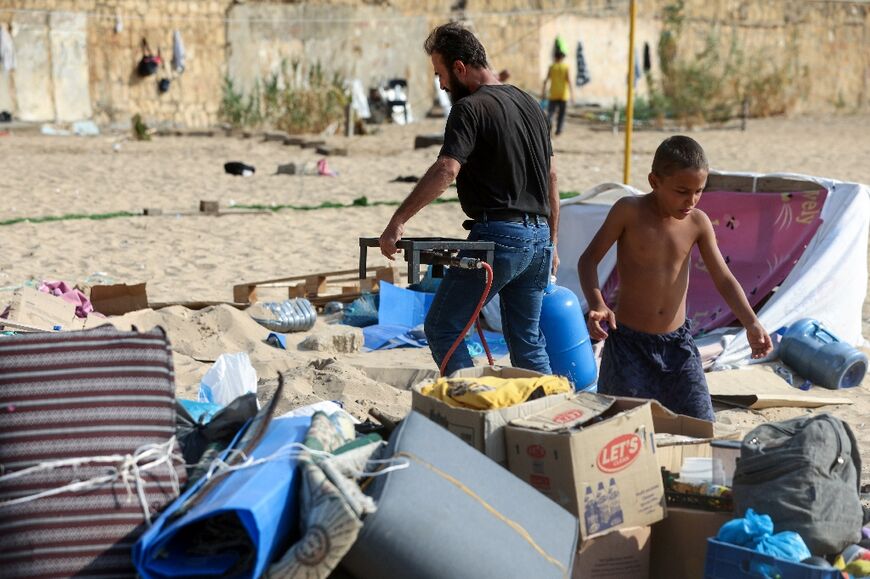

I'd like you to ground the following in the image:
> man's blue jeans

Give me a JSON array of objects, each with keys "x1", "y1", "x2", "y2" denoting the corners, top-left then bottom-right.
[{"x1": 424, "y1": 218, "x2": 554, "y2": 375}]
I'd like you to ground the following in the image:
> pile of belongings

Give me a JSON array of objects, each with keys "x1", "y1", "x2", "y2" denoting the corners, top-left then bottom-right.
[{"x1": 0, "y1": 326, "x2": 579, "y2": 579}]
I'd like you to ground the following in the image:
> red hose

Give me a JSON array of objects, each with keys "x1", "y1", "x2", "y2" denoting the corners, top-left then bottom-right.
[{"x1": 439, "y1": 261, "x2": 495, "y2": 376}]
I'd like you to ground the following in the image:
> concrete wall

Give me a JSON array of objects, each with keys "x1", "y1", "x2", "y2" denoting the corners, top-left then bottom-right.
[
  {"x1": 0, "y1": 0, "x2": 230, "y2": 126},
  {"x1": 226, "y1": 3, "x2": 431, "y2": 121},
  {"x1": 0, "y1": 0, "x2": 867, "y2": 127},
  {"x1": 538, "y1": 16, "x2": 661, "y2": 106}
]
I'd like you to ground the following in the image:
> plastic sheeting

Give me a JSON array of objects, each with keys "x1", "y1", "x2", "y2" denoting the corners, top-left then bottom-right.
[
  {"x1": 557, "y1": 173, "x2": 869, "y2": 368},
  {"x1": 134, "y1": 414, "x2": 311, "y2": 578}
]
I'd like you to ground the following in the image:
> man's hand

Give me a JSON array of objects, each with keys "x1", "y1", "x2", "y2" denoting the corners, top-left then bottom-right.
[
  {"x1": 587, "y1": 307, "x2": 616, "y2": 341},
  {"x1": 551, "y1": 246, "x2": 560, "y2": 276},
  {"x1": 379, "y1": 221, "x2": 405, "y2": 260},
  {"x1": 747, "y1": 322, "x2": 773, "y2": 359}
]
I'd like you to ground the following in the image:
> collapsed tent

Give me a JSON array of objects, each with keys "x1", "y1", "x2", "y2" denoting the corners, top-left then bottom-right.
[{"x1": 556, "y1": 172, "x2": 870, "y2": 368}]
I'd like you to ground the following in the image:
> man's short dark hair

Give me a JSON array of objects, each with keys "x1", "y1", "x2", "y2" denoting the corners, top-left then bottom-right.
[
  {"x1": 652, "y1": 135, "x2": 709, "y2": 176},
  {"x1": 424, "y1": 22, "x2": 489, "y2": 69}
]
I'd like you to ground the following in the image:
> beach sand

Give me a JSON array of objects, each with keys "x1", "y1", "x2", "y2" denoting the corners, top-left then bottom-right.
[{"x1": 2, "y1": 113, "x2": 869, "y2": 478}]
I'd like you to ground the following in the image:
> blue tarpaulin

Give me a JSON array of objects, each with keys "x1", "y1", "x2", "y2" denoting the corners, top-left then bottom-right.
[
  {"x1": 133, "y1": 415, "x2": 311, "y2": 578},
  {"x1": 362, "y1": 282, "x2": 508, "y2": 357}
]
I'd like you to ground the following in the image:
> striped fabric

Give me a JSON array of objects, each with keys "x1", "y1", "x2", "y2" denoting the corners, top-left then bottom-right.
[{"x1": 0, "y1": 326, "x2": 186, "y2": 578}]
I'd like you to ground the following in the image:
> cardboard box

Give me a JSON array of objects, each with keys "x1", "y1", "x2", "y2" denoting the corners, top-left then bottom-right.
[
  {"x1": 645, "y1": 400, "x2": 715, "y2": 473},
  {"x1": 506, "y1": 393, "x2": 665, "y2": 537},
  {"x1": 573, "y1": 526, "x2": 650, "y2": 579},
  {"x1": 650, "y1": 507, "x2": 734, "y2": 579},
  {"x1": 411, "y1": 366, "x2": 573, "y2": 465},
  {"x1": 89, "y1": 283, "x2": 148, "y2": 316},
  {"x1": 1, "y1": 287, "x2": 78, "y2": 331}
]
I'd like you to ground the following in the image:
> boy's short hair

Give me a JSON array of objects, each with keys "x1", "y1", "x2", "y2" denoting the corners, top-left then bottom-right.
[
  {"x1": 652, "y1": 135, "x2": 709, "y2": 176},
  {"x1": 424, "y1": 22, "x2": 489, "y2": 69}
]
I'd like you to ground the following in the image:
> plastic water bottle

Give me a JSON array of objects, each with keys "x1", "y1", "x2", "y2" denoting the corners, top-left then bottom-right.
[
  {"x1": 606, "y1": 478, "x2": 624, "y2": 528},
  {"x1": 779, "y1": 318, "x2": 867, "y2": 389},
  {"x1": 583, "y1": 485, "x2": 600, "y2": 534},
  {"x1": 539, "y1": 278, "x2": 597, "y2": 391}
]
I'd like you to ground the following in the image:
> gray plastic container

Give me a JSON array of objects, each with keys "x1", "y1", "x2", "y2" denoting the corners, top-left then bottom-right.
[{"x1": 779, "y1": 318, "x2": 867, "y2": 389}]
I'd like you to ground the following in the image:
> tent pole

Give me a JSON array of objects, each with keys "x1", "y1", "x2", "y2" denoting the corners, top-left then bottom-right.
[{"x1": 623, "y1": 0, "x2": 637, "y2": 185}]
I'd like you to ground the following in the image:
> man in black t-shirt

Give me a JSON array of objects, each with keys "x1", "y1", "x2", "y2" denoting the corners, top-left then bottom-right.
[{"x1": 379, "y1": 22, "x2": 559, "y2": 375}]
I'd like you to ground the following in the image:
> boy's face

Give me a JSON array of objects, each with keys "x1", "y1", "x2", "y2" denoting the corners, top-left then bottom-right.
[{"x1": 648, "y1": 168, "x2": 708, "y2": 220}]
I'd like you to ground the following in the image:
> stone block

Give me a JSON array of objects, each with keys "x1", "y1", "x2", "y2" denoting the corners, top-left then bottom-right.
[{"x1": 299, "y1": 326, "x2": 364, "y2": 354}]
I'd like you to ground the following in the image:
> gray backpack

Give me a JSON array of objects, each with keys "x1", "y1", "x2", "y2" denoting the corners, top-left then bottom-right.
[{"x1": 732, "y1": 413, "x2": 862, "y2": 555}]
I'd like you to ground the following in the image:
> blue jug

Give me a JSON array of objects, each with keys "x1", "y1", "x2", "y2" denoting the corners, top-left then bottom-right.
[
  {"x1": 540, "y1": 280, "x2": 597, "y2": 391},
  {"x1": 779, "y1": 318, "x2": 867, "y2": 389}
]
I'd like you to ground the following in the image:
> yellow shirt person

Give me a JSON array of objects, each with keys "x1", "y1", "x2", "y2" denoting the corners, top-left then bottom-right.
[
  {"x1": 541, "y1": 52, "x2": 573, "y2": 135},
  {"x1": 547, "y1": 61, "x2": 571, "y2": 102}
]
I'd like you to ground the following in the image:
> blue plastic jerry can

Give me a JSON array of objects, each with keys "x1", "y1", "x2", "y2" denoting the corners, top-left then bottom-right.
[
  {"x1": 540, "y1": 280, "x2": 597, "y2": 391},
  {"x1": 779, "y1": 318, "x2": 867, "y2": 390}
]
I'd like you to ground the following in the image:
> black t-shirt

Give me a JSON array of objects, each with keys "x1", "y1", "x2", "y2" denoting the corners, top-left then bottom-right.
[{"x1": 440, "y1": 84, "x2": 553, "y2": 220}]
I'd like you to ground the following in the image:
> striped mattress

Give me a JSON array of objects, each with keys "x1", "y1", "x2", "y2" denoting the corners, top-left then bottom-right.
[{"x1": 0, "y1": 326, "x2": 186, "y2": 578}]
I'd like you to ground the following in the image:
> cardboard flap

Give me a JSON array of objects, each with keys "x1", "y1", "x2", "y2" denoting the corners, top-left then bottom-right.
[
  {"x1": 510, "y1": 392, "x2": 615, "y2": 431},
  {"x1": 1, "y1": 287, "x2": 77, "y2": 331},
  {"x1": 89, "y1": 283, "x2": 148, "y2": 316},
  {"x1": 707, "y1": 365, "x2": 853, "y2": 409}
]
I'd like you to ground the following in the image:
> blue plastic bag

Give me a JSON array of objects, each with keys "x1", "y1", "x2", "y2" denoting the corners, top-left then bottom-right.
[
  {"x1": 717, "y1": 509, "x2": 812, "y2": 577},
  {"x1": 342, "y1": 293, "x2": 379, "y2": 327}
]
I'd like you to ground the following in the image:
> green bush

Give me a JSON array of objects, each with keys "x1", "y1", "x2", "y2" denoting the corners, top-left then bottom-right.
[
  {"x1": 643, "y1": 1, "x2": 806, "y2": 125},
  {"x1": 219, "y1": 61, "x2": 348, "y2": 134}
]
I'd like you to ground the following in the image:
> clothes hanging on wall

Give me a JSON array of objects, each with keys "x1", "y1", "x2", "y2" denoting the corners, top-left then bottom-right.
[
  {"x1": 172, "y1": 30, "x2": 186, "y2": 73},
  {"x1": 0, "y1": 25, "x2": 16, "y2": 72},
  {"x1": 575, "y1": 41, "x2": 590, "y2": 87}
]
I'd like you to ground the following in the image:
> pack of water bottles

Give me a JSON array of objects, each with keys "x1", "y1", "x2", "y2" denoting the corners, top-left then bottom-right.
[{"x1": 505, "y1": 393, "x2": 671, "y2": 538}]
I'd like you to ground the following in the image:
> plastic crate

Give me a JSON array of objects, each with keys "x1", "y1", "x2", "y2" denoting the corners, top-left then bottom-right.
[
  {"x1": 665, "y1": 490, "x2": 734, "y2": 512},
  {"x1": 705, "y1": 539, "x2": 841, "y2": 579}
]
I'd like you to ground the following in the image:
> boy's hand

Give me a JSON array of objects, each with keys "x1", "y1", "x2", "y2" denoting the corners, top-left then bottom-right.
[
  {"x1": 587, "y1": 307, "x2": 616, "y2": 341},
  {"x1": 747, "y1": 323, "x2": 773, "y2": 359}
]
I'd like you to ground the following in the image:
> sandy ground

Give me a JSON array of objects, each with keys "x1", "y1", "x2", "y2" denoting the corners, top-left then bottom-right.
[{"x1": 2, "y1": 112, "x2": 870, "y2": 478}]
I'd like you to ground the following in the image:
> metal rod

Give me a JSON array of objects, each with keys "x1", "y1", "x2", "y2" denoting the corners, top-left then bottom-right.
[{"x1": 623, "y1": 0, "x2": 637, "y2": 185}]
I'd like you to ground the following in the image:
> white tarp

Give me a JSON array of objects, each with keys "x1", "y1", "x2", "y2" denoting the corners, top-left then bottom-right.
[{"x1": 556, "y1": 172, "x2": 870, "y2": 368}]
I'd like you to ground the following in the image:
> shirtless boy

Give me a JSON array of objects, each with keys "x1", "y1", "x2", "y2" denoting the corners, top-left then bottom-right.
[{"x1": 578, "y1": 136, "x2": 772, "y2": 420}]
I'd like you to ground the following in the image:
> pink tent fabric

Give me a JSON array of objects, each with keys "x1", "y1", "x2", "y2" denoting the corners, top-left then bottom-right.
[{"x1": 604, "y1": 189, "x2": 827, "y2": 334}]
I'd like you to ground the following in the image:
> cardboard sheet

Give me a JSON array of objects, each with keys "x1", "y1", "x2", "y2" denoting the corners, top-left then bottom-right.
[
  {"x1": 89, "y1": 283, "x2": 148, "y2": 316},
  {"x1": 706, "y1": 365, "x2": 852, "y2": 409}
]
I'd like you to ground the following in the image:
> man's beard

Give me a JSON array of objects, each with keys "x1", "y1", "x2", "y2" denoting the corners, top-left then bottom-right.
[{"x1": 447, "y1": 68, "x2": 472, "y2": 104}]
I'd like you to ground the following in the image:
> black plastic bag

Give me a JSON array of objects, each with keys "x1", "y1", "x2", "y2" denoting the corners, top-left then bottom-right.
[{"x1": 175, "y1": 392, "x2": 259, "y2": 467}]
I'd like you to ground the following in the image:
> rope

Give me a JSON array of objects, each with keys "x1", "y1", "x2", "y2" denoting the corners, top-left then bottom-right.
[
  {"x1": 0, "y1": 195, "x2": 580, "y2": 228},
  {"x1": 0, "y1": 437, "x2": 406, "y2": 522},
  {"x1": 0, "y1": 437, "x2": 182, "y2": 525}
]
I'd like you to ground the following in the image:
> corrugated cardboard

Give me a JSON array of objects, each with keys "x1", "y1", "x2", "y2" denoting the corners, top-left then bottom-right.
[
  {"x1": 587, "y1": 396, "x2": 719, "y2": 473},
  {"x1": 573, "y1": 526, "x2": 650, "y2": 579},
  {"x1": 646, "y1": 398, "x2": 716, "y2": 473},
  {"x1": 707, "y1": 365, "x2": 851, "y2": 409},
  {"x1": 410, "y1": 366, "x2": 573, "y2": 465},
  {"x1": 506, "y1": 394, "x2": 665, "y2": 537},
  {"x1": 89, "y1": 283, "x2": 148, "y2": 316},
  {"x1": 1, "y1": 287, "x2": 78, "y2": 331},
  {"x1": 650, "y1": 507, "x2": 734, "y2": 579}
]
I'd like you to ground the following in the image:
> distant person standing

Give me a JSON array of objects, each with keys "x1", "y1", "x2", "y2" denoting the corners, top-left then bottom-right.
[{"x1": 542, "y1": 50, "x2": 573, "y2": 136}]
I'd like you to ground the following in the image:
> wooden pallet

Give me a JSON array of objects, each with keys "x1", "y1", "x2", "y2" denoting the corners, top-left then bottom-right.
[{"x1": 233, "y1": 265, "x2": 400, "y2": 305}]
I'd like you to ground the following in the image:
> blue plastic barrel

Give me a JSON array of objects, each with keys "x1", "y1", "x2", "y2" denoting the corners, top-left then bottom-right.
[
  {"x1": 779, "y1": 318, "x2": 867, "y2": 390},
  {"x1": 540, "y1": 281, "x2": 597, "y2": 391}
]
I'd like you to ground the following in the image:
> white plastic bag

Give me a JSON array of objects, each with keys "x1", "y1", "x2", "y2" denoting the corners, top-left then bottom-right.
[{"x1": 197, "y1": 352, "x2": 258, "y2": 407}]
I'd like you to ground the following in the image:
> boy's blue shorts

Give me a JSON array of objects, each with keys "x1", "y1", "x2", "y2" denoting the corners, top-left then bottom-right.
[{"x1": 598, "y1": 320, "x2": 715, "y2": 421}]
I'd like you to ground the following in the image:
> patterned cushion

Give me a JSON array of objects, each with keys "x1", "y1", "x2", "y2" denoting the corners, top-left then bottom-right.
[{"x1": 0, "y1": 326, "x2": 185, "y2": 578}]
